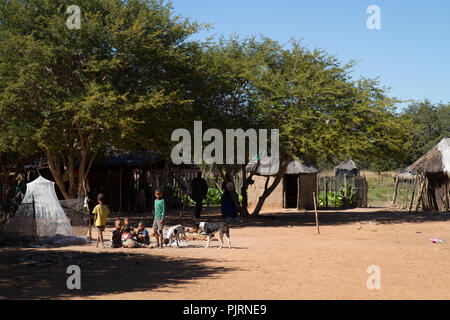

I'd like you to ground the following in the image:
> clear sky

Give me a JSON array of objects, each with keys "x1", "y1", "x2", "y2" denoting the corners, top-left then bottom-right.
[{"x1": 170, "y1": 0, "x2": 450, "y2": 110}]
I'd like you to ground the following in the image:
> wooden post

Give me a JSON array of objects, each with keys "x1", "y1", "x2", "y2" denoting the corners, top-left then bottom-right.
[
  {"x1": 31, "y1": 194, "x2": 37, "y2": 238},
  {"x1": 297, "y1": 175, "x2": 301, "y2": 210},
  {"x1": 392, "y1": 176, "x2": 400, "y2": 206},
  {"x1": 313, "y1": 192, "x2": 320, "y2": 235},
  {"x1": 119, "y1": 165, "x2": 123, "y2": 212},
  {"x1": 82, "y1": 180, "x2": 92, "y2": 240},
  {"x1": 415, "y1": 177, "x2": 426, "y2": 213},
  {"x1": 408, "y1": 176, "x2": 418, "y2": 213},
  {"x1": 344, "y1": 175, "x2": 348, "y2": 207},
  {"x1": 444, "y1": 181, "x2": 449, "y2": 211},
  {"x1": 325, "y1": 176, "x2": 329, "y2": 208}
]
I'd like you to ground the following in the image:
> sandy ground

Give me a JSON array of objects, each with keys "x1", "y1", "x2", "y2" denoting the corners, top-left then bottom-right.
[{"x1": 1, "y1": 207, "x2": 449, "y2": 300}]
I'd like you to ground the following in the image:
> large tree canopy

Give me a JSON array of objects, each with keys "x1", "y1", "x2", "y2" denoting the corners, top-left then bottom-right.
[
  {"x1": 0, "y1": 0, "x2": 202, "y2": 198},
  {"x1": 0, "y1": 1, "x2": 421, "y2": 212},
  {"x1": 401, "y1": 100, "x2": 450, "y2": 165},
  {"x1": 186, "y1": 37, "x2": 411, "y2": 216}
]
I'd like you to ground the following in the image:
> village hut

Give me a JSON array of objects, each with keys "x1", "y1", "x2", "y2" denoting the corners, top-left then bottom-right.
[
  {"x1": 392, "y1": 167, "x2": 416, "y2": 206},
  {"x1": 395, "y1": 167, "x2": 416, "y2": 182},
  {"x1": 334, "y1": 159, "x2": 360, "y2": 177},
  {"x1": 23, "y1": 151, "x2": 199, "y2": 212},
  {"x1": 407, "y1": 138, "x2": 450, "y2": 212},
  {"x1": 90, "y1": 151, "x2": 199, "y2": 212},
  {"x1": 246, "y1": 158, "x2": 320, "y2": 211}
]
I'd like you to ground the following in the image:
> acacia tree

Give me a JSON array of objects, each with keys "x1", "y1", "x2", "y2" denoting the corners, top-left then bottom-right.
[
  {"x1": 0, "y1": 0, "x2": 201, "y2": 198},
  {"x1": 193, "y1": 38, "x2": 410, "y2": 217},
  {"x1": 401, "y1": 100, "x2": 450, "y2": 165}
]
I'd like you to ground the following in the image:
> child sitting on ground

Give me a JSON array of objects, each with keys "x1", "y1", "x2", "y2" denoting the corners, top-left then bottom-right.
[
  {"x1": 121, "y1": 224, "x2": 150, "y2": 249},
  {"x1": 110, "y1": 219, "x2": 123, "y2": 248},
  {"x1": 134, "y1": 221, "x2": 150, "y2": 245},
  {"x1": 121, "y1": 217, "x2": 134, "y2": 233}
]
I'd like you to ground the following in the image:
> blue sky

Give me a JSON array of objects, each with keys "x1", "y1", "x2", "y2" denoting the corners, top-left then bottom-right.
[{"x1": 170, "y1": 0, "x2": 450, "y2": 110}]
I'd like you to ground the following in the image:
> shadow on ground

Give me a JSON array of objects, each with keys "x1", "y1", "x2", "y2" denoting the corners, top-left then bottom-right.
[
  {"x1": 0, "y1": 248, "x2": 235, "y2": 299},
  {"x1": 157, "y1": 207, "x2": 450, "y2": 229},
  {"x1": 101, "y1": 206, "x2": 450, "y2": 232}
]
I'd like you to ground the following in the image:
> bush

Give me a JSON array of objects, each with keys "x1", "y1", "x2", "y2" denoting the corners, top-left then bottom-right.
[
  {"x1": 318, "y1": 184, "x2": 356, "y2": 207},
  {"x1": 205, "y1": 188, "x2": 222, "y2": 206}
]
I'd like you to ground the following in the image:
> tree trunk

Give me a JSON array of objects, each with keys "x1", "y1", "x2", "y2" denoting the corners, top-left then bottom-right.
[
  {"x1": 223, "y1": 165, "x2": 249, "y2": 217},
  {"x1": 68, "y1": 151, "x2": 77, "y2": 198},
  {"x1": 241, "y1": 164, "x2": 248, "y2": 210},
  {"x1": 45, "y1": 149, "x2": 71, "y2": 200},
  {"x1": 250, "y1": 157, "x2": 292, "y2": 216}
]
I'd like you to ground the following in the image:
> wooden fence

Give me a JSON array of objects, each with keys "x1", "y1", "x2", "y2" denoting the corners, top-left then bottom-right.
[{"x1": 316, "y1": 175, "x2": 368, "y2": 208}]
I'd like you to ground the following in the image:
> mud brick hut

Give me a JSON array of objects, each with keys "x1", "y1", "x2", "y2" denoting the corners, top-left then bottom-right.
[
  {"x1": 407, "y1": 138, "x2": 450, "y2": 212},
  {"x1": 246, "y1": 158, "x2": 320, "y2": 211},
  {"x1": 334, "y1": 159, "x2": 360, "y2": 177}
]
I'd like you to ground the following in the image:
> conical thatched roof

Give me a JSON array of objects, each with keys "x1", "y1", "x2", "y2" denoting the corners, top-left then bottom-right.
[
  {"x1": 335, "y1": 159, "x2": 360, "y2": 171},
  {"x1": 246, "y1": 157, "x2": 320, "y2": 176},
  {"x1": 408, "y1": 138, "x2": 450, "y2": 176},
  {"x1": 286, "y1": 160, "x2": 320, "y2": 175},
  {"x1": 395, "y1": 167, "x2": 415, "y2": 181}
]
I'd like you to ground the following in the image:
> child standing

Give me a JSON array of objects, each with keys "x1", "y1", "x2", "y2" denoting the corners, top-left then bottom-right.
[
  {"x1": 153, "y1": 190, "x2": 165, "y2": 248},
  {"x1": 92, "y1": 193, "x2": 110, "y2": 249}
]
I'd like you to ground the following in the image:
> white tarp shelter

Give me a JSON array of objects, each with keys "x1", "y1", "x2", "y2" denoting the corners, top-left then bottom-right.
[{"x1": 6, "y1": 176, "x2": 75, "y2": 237}]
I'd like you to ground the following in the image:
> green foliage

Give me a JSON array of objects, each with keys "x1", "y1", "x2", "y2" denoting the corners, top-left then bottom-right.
[
  {"x1": 0, "y1": 0, "x2": 203, "y2": 198},
  {"x1": 318, "y1": 184, "x2": 356, "y2": 207},
  {"x1": 204, "y1": 188, "x2": 222, "y2": 207},
  {"x1": 401, "y1": 100, "x2": 450, "y2": 164}
]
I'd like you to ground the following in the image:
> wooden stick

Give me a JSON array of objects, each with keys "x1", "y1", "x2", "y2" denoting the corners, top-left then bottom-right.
[
  {"x1": 313, "y1": 192, "x2": 320, "y2": 235},
  {"x1": 444, "y1": 180, "x2": 449, "y2": 211},
  {"x1": 415, "y1": 177, "x2": 425, "y2": 213},
  {"x1": 119, "y1": 165, "x2": 123, "y2": 212},
  {"x1": 392, "y1": 176, "x2": 399, "y2": 206},
  {"x1": 32, "y1": 194, "x2": 37, "y2": 238},
  {"x1": 82, "y1": 180, "x2": 92, "y2": 241},
  {"x1": 408, "y1": 176, "x2": 418, "y2": 213}
]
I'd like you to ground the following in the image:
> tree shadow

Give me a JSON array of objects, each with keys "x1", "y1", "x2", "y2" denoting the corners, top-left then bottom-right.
[
  {"x1": 105, "y1": 205, "x2": 450, "y2": 231},
  {"x1": 232, "y1": 209, "x2": 450, "y2": 229},
  {"x1": 160, "y1": 207, "x2": 450, "y2": 229},
  {"x1": 0, "y1": 248, "x2": 236, "y2": 300}
]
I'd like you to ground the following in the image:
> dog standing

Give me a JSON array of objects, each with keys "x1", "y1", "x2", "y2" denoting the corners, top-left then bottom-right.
[
  {"x1": 196, "y1": 222, "x2": 231, "y2": 249},
  {"x1": 163, "y1": 224, "x2": 188, "y2": 247}
]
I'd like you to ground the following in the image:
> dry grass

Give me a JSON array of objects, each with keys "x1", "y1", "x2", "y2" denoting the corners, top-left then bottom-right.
[{"x1": 319, "y1": 170, "x2": 399, "y2": 207}]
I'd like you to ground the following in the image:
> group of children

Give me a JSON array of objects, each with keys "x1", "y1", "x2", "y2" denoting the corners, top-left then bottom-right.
[{"x1": 92, "y1": 190, "x2": 166, "y2": 249}]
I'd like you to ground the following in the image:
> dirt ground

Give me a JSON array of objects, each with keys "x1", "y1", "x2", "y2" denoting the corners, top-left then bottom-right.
[{"x1": 1, "y1": 207, "x2": 449, "y2": 300}]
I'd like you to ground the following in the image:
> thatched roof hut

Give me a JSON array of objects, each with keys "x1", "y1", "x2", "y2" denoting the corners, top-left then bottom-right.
[
  {"x1": 334, "y1": 159, "x2": 360, "y2": 177},
  {"x1": 395, "y1": 167, "x2": 416, "y2": 182},
  {"x1": 246, "y1": 157, "x2": 320, "y2": 176},
  {"x1": 406, "y1": 138, "x2": 449, "y2": 212},
  {"x1": 408, "y1": 138, "x2": 450, "y2": 176},
  {"x1": 246, "y1": 157, "x2": 320, "y2": 211}
]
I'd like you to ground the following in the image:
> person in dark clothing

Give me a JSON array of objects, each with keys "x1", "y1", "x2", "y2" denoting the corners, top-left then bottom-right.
[
  {"x1": 110, "y1": 219, "x2": 123, "y2": 248},
  {"x1": 221, "y1": 182, "x2": 238, "y2": 221},
  {"x1": 190, "y1": 171, "x2": 208, "y2": 219}
]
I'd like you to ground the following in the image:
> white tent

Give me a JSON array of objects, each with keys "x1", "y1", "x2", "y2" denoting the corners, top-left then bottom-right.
[{"x1": 6, "y1": 176, "x2": 75, "y2": 237}]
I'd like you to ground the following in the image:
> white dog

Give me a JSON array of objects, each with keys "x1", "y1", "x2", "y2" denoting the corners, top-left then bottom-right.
[{"x1": 163, "y1": 225, "x2": 188, "y2": 247}]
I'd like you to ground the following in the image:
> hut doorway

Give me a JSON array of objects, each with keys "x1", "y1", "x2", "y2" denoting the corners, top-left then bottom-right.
[{"x1": 284, "y1": 174, "x2": 298, "y2": 208}]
